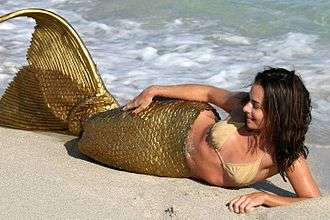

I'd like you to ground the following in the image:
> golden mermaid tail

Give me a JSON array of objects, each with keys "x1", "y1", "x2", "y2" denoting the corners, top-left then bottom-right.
[
  {"x1": 0, "y1": 8, "x2": 218, "y2": 177},
  {"x1": 79, "y1": 98, "x2": 215, "y2": 177},
  {"x1": 0, "y1": 8, "x2": 119, "y2": 135}
]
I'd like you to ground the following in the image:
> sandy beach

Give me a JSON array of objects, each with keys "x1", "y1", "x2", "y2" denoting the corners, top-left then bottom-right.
[{"x1": 0, "y1": 126, "x2": 329, "y2": 219}]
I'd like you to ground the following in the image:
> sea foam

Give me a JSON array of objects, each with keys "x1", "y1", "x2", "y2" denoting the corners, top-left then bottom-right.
[
  {"x1": 0, "y1": 22, "x2": 16, "y2": 30},
  {"x1": 266, "y1": 32, "x2": 318, "y2": 58}
]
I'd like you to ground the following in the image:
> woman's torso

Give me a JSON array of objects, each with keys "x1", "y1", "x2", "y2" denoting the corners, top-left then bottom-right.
[{"x1": 185, "y1": 109, "x2": 279, "y2": 188}]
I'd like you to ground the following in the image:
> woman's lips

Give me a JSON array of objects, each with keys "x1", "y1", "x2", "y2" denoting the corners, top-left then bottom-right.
[{"x1": 246, "y1": 117, "x2": 253, "y2": 122}]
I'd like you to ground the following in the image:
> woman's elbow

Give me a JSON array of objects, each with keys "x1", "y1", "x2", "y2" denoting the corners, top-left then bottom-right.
[
  {"x1": 308, "y1": 191, "x2": 322, "y2": 198},
  {"x1": 298, "y1": 191, "x2": 322, "y2": 199}
]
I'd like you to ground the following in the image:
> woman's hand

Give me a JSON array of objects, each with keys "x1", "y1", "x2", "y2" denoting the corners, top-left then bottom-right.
[
  {"x1": 227, "y1": 192, "x2": 268, "y2": 214},
  {"x1": 123, "y1": 86, "x2": 156, "y2": 114}
]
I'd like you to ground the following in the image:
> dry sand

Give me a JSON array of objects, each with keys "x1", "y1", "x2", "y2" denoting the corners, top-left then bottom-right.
[{"x1": 0, "y1": 126, "x2": 329, "y2": 219}]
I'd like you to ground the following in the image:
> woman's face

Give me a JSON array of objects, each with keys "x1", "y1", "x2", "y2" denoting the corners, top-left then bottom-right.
[{"x1": 243, "y1": 84, "x2": 265, "y2": 130}]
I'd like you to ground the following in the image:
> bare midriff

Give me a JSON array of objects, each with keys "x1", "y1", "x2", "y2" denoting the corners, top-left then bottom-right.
[{"x1": 184, "y1": 110, "x2": 226, "y2": 185}]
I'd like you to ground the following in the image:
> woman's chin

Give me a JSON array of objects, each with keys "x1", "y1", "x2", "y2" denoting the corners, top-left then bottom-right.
[
  {"x1": 247, "y1": 125, "x2": 255, "y2": 130},
  {"x1": 246, "y1": 123, "x2": 262, "y2": 134},
  {"x1": 246, "y1": 120, "x2": 254, "y2": 129}
]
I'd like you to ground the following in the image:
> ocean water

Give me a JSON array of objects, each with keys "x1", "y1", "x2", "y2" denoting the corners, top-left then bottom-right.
[{"x1": 0, "y1": 1, "x2": 329, "y2": 187}]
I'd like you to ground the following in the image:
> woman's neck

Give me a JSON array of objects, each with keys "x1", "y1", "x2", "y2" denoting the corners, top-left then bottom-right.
[{"x1": 238, "y1": 126, "x2": 272, "y2": 154}]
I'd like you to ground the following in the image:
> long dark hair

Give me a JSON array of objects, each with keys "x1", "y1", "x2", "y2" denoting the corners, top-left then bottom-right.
[{"x1": 253, "y1": 67, "x2": 311, "y2": 182}]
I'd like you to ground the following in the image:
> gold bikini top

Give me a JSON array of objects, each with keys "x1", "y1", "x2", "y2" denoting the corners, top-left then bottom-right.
[{"x1": 208, "y1": 119, "x2": 263, "y2": 187}]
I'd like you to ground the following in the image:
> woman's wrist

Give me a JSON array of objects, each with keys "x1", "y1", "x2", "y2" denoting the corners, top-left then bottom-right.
[
  {"x1": 146, "y1": 85, "x2": 162, "y2": 97},
  {"x1": 262, "y1": 192, "x2": 270, "y2": 205}
]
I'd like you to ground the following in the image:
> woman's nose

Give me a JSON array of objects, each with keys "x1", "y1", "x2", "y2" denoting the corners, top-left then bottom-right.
[{"x1": 243, "y1": 102, "x2": 252, "y2": 113}]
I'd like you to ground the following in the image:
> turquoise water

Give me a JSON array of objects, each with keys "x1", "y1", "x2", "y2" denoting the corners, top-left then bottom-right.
[
  {"x1": 0, "y1": 0, "x2": 329, "y2": 188},
  {"x1": 84, "y1": 0, "x2": 330, "y2": 39}
]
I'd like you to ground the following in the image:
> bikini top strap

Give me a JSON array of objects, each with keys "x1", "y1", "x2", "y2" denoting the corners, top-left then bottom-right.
[{"x1": 214, "y1": 148, "x2": 226, "y2": 165}]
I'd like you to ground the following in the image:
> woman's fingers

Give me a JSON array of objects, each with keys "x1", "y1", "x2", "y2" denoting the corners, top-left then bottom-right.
[
  {"x1": 132, "y1": 100, "x2": 152, "y2": 114},
  {"x1": 123, "y1": 100, "x2": 135, "y2": 111},
  {"x1": 228, "y1": 197, "x2": 240, "y2": 212},
  {"x1": 227, "y1": 192, "x2": 266, "y2": 214},
  {"x1": 123, "y1": 97, "x2": 140, "y2": 110},
  {"x1": 229, "y1": 196, "x2": 253, "y2": 214},
  {"x1": 239, "y1": 198, "x2": 251, "y2": 213},
  {"x1": 232, "y1": 196, "x2": 247, "y2": 213},
  {"x1": 124, "y1": 87, "x2": 155, "y2": 112},
  {"x1": 132, "y1": 105, "x2": 145, "y2": 114},
  {"x1": 123, "y1": 97, "x2": 152, "y2": 114}
]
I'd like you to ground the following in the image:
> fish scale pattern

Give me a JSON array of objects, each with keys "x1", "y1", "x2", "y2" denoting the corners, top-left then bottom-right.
[{"x1": 79, "y1": 99, "x2": 214, "y2": 177}]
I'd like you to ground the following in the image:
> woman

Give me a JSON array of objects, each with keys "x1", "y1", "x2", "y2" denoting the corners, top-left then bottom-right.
[
  {"x1": 0, "y1": 8, "x2": 321, "y2": 214},
  {"x1": 123, "y1": 67, "x2": 321, "y2": 213}
]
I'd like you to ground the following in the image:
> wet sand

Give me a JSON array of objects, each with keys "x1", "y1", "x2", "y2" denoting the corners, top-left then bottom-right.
[{"x1": 0, "y1": 126, "x2": 329, "y2": 219}]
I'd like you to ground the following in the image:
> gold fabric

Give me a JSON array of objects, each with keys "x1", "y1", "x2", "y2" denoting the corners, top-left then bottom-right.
[
  {"x1": 0, "y1": 8, "x2": 119, "y2": 135},
  {"x1": 209, "y1": 120, "x2": 262, "y2": 186},
  {"x1": 79, "y1": 98, "x2": 214, "y2": 177},
  {"x1": 0, "y1": 8, "x2": 217, "y2": 177}
]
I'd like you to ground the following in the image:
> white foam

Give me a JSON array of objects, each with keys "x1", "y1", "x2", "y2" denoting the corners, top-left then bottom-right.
[
  {"x1": 313, "y1": 100, "x2": 330, "y2": 119},
  {"x1": 0, "y1": 46, "x2": 7, "y2": 53},
  {"x1": 196, "y1": 53, "x2": 214, "y2": 63},
  {"x1": 309, "y1": 143, "x2": 330, "y2": 149},
  {"x1": 191, "y1": 48, "x2": 215, "y2": 63},
  {"x1": 166, "y1": 19, "x2": 184, "y2": 28},
  {"x1": 139, "y1": 47, "x2": 158, "y2": 61},
  {"x1": 0, "y1": 22, "x2": 16, "y2": 30},
  {"x1": 267, "y1": 32, "x2": 318, "y2": 58},
  {"x1": 164, "y1": 35, "x2": 205, "y2": 46},
  {"x1": 50, "y1": 0, "x2": 68, "y2": 3},
  {"x1": 83, "y1": 21, "x2": 114, "y2": 37},
  {"x1": 174, "y1": 19, "x2": 183, "y2": 25},
  {"x1": 102, "y1": 74, "x2": 118, "y2": 85},
  {"x1": 156, "y1": 53, "x2": 200, "y2": 68},
  {"x1": 207, "y1": 71, "x2": 226, "y2": 83},
  {"x1": 2, "y1": 62, "x2": 19, "y2": 74},
  {"x1": 119, "y1": 19, "x2": 141, "y2": 28},
  {"x1": 0, "y1": 74, "x2": 10, "y2": 80},
  {"x1": 126, "y1": 70, "x2": 149, "y2": 77},
  {"x1": 91, "y1": 22, "x2": 111, "y2": 31},
  {"x1": 214, "y1": 33, "x2": 250, "y2": 45}
]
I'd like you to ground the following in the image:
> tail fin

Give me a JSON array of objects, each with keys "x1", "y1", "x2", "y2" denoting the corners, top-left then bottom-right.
[{"x1": 0, "y1": 8, "x2": 119, "y2": 135}]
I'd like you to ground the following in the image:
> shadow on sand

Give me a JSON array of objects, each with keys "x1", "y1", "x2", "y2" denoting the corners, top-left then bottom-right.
[
  {"x1": 64, "y1": 138, "x2": 119, "y2": 170},
  {"x1": 250, "y1": 181, "x2": 295, "y2": 197},
  {"x1": 64, "y1": 137, "x2": 295, "y2": 198}
]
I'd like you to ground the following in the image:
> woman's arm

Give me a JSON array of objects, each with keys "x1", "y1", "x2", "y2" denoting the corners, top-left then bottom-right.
[
  {"x1": 263, "y1": 155, "x2": 321, "y2": 206},
  {"x1": 150, "y1": 84, "x2": 231, "y2": 104},
  {"x1": 124, "y1": 84, "x2": 245, "y2": 114},
  {"x1": 228, "y1": 156, "x2": 321, "y2": 213}
]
